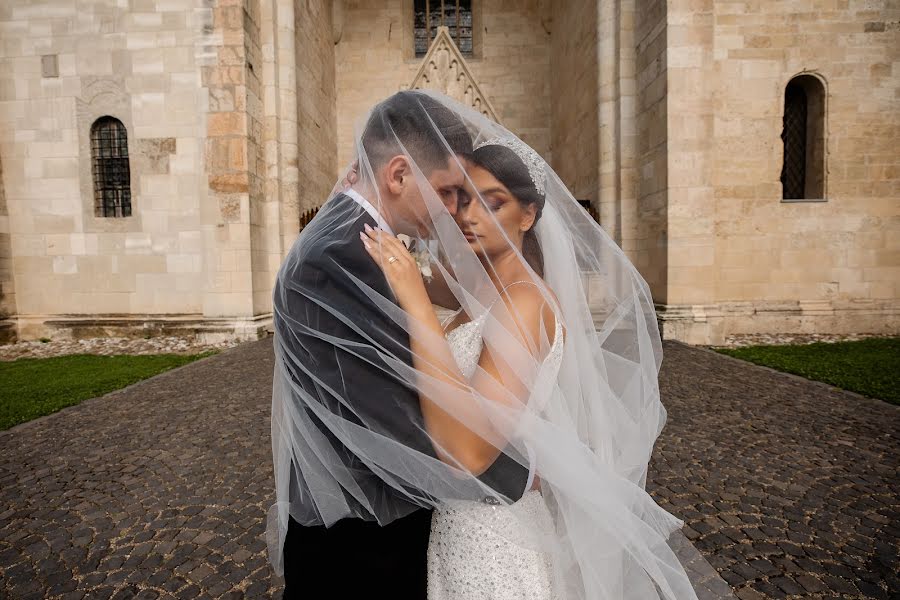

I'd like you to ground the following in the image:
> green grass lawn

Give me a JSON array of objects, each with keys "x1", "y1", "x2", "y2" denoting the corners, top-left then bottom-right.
[
  {"x1": 0, "y1": 352, "x2": 217, "y2": 431},
  {"x1": 715, "y1": 337, "x2": 899, "y2": 405}
]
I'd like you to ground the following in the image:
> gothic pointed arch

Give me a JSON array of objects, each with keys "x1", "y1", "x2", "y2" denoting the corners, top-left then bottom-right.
[{"x1": 408, "y1": 26, "x2": 500, "y2": 123}]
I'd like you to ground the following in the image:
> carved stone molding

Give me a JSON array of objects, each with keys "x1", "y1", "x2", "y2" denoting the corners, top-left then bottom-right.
[{"x1": 408, "y1": 26, "x2": 500, "y2": 123}]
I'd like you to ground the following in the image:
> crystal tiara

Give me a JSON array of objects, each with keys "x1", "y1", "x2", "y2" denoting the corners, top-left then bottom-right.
[{"x1": 473, "y1": 136, "x2": 546, "y2": 196}]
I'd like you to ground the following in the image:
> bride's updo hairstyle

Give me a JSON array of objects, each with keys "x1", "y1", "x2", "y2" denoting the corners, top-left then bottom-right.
[{"x1": 471, "y1": 144, "x2": 546, "y2": 278}]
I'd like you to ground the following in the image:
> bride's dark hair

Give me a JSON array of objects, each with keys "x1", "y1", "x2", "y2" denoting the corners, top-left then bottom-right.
[{"x1": 471, "y1": 144, "x2": 545, "y2": 277}]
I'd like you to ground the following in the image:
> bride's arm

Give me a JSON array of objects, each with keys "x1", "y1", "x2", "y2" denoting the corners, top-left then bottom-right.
[
  {"x1": 413, "y1": 286, "x2": 555, "y2": 474},
  {"x1": 362, "y1": 226, "x2": 554, "y2": 474}
]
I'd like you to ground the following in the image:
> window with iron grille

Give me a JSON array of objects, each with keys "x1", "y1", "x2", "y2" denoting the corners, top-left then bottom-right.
[
  {"x1": 414, "y1": 0, "x2": 473, "y2": 57},
  {"x1": 780, "y1": 75, "x2": 826, "y2": 201},
  {"x1": 780, "y1": 83, "x2": 807, "y2": 200},
  {"x1": 91, "y1": 116, "x2": 132, "y2": 217}
]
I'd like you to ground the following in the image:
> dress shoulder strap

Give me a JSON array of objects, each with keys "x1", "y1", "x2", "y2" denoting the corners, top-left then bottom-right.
[
  {"x1": 503, "y1": 279, "x2": 542, "y2": 293},
  {"x1": 490, "y1": 280, "x2": 562, "y2": 341},
  {"x1": 492, "y1": 280, "x2": 542, "y2": 306}
]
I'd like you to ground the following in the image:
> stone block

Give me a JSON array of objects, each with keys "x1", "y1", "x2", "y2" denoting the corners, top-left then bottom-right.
[{"x1": 207, "y1": 111, "x2": 246, "y2": 137}]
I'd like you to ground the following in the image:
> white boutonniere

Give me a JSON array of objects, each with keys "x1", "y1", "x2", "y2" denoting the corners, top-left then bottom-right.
[{"x1": 397, "y1": 234, "x2": 434, "y2": 284}]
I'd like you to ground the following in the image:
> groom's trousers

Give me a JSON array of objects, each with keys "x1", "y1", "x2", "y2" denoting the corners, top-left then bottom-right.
[{"x1": 281, "y1": 508, "x2": 432, "y2": 599}]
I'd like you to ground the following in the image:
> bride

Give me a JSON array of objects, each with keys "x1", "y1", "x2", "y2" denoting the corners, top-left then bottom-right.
[
  {"x1": 361, "y1": 137, "x2": 563, "y2": 598},
  {"x1": 270, "y1": 90, "x2": 735, "y2": 599}
]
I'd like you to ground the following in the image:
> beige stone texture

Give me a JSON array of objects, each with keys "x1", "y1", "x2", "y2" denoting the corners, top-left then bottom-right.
[
  {"x1": 0, "y1": 152, "x2": 14, "y2": 339},
  {"x1": 295, "y1": 0, "x2": 337, "y2": 214},
  {"x1": 549, "y1": 0, "x2": 599, "y2": 206},
  {"x1": 657, "y1": 0, "x2": 900, "y2": 343},
  {"x1": 0, "y1": 0, "x2": 209, "y2": 337},
  {"x1": 632, "y1": 0, "x2": 669, "y2": 300},
  {"x1": 0, "y1": 0, "x2": 896, "y2": 344},
  {"x1": 334, "y1": 0, "x2": 551, "y2": 173}
]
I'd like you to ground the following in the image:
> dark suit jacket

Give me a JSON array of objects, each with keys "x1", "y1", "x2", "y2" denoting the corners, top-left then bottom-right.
[{"x1": 275, "y1": 193, "x2": 434, "y2": 599}]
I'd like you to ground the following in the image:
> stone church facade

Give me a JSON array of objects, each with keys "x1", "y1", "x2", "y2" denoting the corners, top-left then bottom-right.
[{"x1": 0, "y1": 0, "x2": 897, "y2": 345}]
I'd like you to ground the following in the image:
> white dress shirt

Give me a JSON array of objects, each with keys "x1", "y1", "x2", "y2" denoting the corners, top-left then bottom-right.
[{"x1": 344, "y1": 188, "x2": 394, "y2": 235}]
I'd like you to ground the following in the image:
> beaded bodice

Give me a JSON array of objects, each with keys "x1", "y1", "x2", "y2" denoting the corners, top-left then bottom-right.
[{"x1": 444, "y1": 309, "x2": 564, "y2": 383}]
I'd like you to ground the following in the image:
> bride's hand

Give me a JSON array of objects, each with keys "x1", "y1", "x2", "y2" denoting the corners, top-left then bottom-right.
[{"x1": 361, "y1": 224, "x2": 429, "y2": 310}]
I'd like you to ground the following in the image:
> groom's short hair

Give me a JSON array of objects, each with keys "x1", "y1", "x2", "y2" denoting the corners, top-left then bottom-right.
[{"x1": 360, "y1": 91, "x2": 473, "y2": 175}]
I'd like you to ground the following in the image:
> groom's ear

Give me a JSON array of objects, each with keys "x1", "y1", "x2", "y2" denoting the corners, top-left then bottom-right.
[{"x1": 385, "y1": 155, "x2": 410, "y2": 195}]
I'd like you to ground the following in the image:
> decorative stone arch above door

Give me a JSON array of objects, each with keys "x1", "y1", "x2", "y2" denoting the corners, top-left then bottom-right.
[{"x1": 406, "y1": 26, "x2": 500, "y2": 123}]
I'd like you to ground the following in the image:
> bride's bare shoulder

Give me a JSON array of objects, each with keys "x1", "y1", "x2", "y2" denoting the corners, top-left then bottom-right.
[
  {"x1": 493, "y1": 279, "x2": 560, "y2": 344},
  {"x1": 498, "y1": 278, "x2": 558, "y2": 309}
]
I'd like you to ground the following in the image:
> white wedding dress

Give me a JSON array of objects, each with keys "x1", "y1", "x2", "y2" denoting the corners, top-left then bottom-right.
[{"x1": 427, "y1": 296, "x2": 564, "y2": 600}]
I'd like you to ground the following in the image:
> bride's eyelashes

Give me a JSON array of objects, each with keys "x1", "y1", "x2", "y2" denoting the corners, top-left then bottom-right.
[
  {"x1": 485, "y1": 197, "x2": 504, "y2": 212},
  {"x1": 459, "y1": 195, "x2": 502, "y2": 215},
  {"x1": 475, "y1": 188, "x2": 507, "y2": 213}
]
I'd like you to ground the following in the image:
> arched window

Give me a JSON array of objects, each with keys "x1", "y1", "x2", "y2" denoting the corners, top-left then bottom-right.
[
  {"x1": 780, "y1": 75, "x2": 826, "y2": 201},
  {"x1": 414, "y1": 0, "x2": 473, "y2": 57},
  {"x1": 90, "y1": 116, "x2": 132, "y2": 217}
]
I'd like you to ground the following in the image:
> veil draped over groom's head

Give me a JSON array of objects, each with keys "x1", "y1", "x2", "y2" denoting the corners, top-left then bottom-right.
[
  {"x1": 360, "y1": 90, "x2": 472, "y2": 174},
  {"x1": 268, "y1": 90, "x2": 735, "y2": 600}
]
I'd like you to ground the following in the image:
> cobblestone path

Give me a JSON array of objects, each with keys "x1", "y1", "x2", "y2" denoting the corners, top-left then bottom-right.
[{"x1": 1, "y1": 339, "x2": 897, "y2": 599}]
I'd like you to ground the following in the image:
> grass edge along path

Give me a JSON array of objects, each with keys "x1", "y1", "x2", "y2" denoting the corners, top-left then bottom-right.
[
  {"x1": 715, "y1": 337, "x2": 899, "y2": 406},
  {"x1": 0, "y1": 351, "x2": 218, "y2": 431}
]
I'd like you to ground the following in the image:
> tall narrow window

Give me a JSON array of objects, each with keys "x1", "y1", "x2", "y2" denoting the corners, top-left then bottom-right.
[
  {"x1": 780, "y1": 75, "x2": 826, "y2": 201},
  {"x1": 414, "y1": 0, "x2": 473, "y2": 57},
  {"x1": 91, "y1": 116, "x2": 132, "y2": 217}
]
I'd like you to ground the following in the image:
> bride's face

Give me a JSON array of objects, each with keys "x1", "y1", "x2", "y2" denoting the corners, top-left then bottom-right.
[{"x1": 457, "y1": 165, "x2": 536, "y2": 259}]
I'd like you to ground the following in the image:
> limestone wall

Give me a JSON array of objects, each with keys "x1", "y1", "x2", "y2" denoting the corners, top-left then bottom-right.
[
  {"x1": 712, "y1": 0, "x2": 899, "y2": 302},
  {"x1": 662, "y1": 0, "x2": 716, "y2": 310},
  {"x1": 334, "y1": 0, "x2": 551, "y2": 175},
  {"x1": 1, "y1": 0, "x2": 895, "y2": 345},
  {"x1": 627, "y1": 0, "x2": 669, "y2": 300},
  {"x1": 549, "y1": 0, "x2": 599, "y2": 206},
  {"x1": 0, "y1": 0, "x2": 211, "y2": 337},
  {"x1": 661, "y1": 0, "x2": 900, "y2": 343},
  {"x1": 243, "y1": 0, "x2": 281, "y2": 317},
  {"x1": 295, "y1": 0, "x2": 337, "y2": 213},
  {"x1": 0, "y1": 153, "x2": 14, "y2": 338}
]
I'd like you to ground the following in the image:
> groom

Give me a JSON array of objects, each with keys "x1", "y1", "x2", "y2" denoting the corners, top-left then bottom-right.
[{"x1": 275, "y1": 91, "x2": 473, "y2": 599}]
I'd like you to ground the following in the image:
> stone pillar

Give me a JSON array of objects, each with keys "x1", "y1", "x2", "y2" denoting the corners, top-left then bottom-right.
[
  {"x1": 258, "y1": 0, "x2": 306, "y2": 316},
  {"x1": 201, "y1": 0, "x2": 262, "y2": 333},
  {"x1": 632, "y1": 0, "x2": 669, "y2": 302},
  {"x1": 293, "y1": 0, "x2": 336, "y2": 214},
  {"x1": 549, "y1": 0, "x2": 600, "y2": 212},
  {"x1": 260, "y1": 0, "x2": 301, "y2": 260},
  {"x1": 593, "y1": 0, "x2": 639, "y2": 256},
  {"x1": 200, "y1": 0, "x2": 334, "y2": 337},
  {"x1": 657, "y1": 0, "x2": 717, "y2": 343},
  {"x1": 597, "y1": 0, "x2": 621, "y2": 245},
  {"x1": 0, "y1": 153, "x2": 15, "y2": 342}
]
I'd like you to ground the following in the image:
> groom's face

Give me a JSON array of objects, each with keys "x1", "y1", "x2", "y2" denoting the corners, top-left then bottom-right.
[{"x1": 400, "y1": 155, "x2": 466, "y2": 236}]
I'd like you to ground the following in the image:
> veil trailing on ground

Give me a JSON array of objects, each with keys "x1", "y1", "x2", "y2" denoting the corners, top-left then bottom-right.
[{"x1": 267, "y1": 90, "x2": 735, "y2": 599}]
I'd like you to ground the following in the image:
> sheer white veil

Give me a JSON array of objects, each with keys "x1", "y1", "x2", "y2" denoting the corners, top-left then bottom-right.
[{"x1": 267, "y1": 89, "x2": 735, "y2": 599}]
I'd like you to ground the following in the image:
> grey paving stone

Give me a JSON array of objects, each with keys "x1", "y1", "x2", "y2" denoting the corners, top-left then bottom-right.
[
  {"x1": 646, "y1": 342, "x2": 899, "y2": 598},
  {"x1": 0, "y1": 338, "x2": 896, "y2": 598}
]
